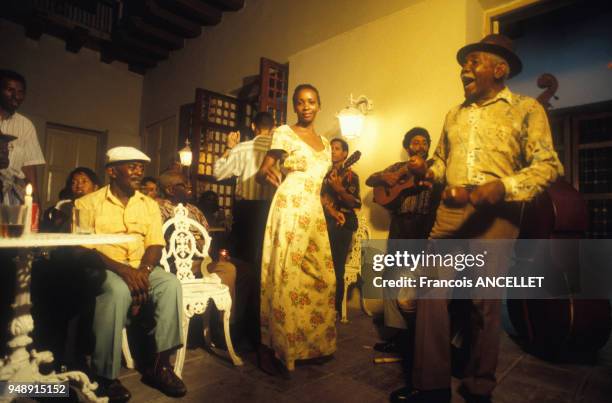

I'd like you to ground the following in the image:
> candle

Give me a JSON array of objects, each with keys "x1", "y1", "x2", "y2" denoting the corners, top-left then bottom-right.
[{"x1": 24, "y1": 183, "x2": 32, "y2": 235}]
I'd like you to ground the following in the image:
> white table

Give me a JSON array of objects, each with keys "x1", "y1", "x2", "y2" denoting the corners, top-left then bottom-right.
[{"x1": 0, "y1": 233, "x2": 137, "y2": 403}]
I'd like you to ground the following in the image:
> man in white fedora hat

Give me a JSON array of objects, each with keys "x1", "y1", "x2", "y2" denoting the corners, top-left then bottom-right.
[{"x1": 76, "y1": 146, "x2": 186, "y2": 402}]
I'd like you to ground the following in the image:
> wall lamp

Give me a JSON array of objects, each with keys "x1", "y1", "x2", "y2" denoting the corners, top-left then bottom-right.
[
  {"x1": 336, "y1": 94, "x2": 373, "y2": 139},
  {"x1": 179, "y1": 139, "x2": 193, "y2": 167}
]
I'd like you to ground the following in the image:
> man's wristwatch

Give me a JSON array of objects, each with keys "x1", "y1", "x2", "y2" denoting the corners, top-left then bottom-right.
[{"x1": 140, "y1": 264, "x2": 154, "y2": 273}]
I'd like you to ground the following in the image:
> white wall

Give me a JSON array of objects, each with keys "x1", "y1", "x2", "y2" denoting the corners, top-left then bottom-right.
[
  {"x1": 288, "y1": 0, "x2": 476, "y2": 239},
  {"x1": 0, "y1": 20, "x2": 143, "y2": 150},
  {"x1": 141, "y1": 0, "x2": 421, "y2": 126}
]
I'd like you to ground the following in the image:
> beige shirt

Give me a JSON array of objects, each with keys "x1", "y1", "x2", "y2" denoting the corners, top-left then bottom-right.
[
  {"x1": 0, "y1": 112, "x2": 45, "y2": 204},
  {"x1": 430, "y1": 87, "x2": 563, "y2": 202},
  {"x1": 75, "y1": 186, "x2": 165, "y2": 268}
]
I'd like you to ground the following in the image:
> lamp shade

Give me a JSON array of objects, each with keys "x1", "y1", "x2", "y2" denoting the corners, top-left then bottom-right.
[
  {"x1": 337, "y1": 106, "x2": 365, "y2": 139},
  {"x1": 179, "y1": 141, "x2": 192, "y2": 166}
]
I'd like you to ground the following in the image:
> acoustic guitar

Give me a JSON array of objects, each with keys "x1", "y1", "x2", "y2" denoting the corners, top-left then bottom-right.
[
  {"x1": 373, "y1": 157, "x2": 430, "y2": 210},
  {"x1": 326, "y1": 150, "x2": 362, "y2": 179}
]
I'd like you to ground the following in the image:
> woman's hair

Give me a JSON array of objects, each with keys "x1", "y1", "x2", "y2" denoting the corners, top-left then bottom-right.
[
  {"x1": 292, "y1": 84, "x2": 321, "y2": 107},
  {"x1": 65, "y1": 167, "x2": 101, "y2": 190},
  {"x1": 142, "y1": 176, "x2": 157, "y2": 186}
]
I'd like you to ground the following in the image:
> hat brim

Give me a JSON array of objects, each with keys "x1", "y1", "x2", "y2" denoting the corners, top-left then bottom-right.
[
  {"x1": 457, "y1": 43, "x2": 522, "y2": 78},
  {"x1": 106, "y1": 158, "x2": 150, "y2": 167},
  {"x1": 0, "y1": 134, "x2": 17, "y2": 142}
]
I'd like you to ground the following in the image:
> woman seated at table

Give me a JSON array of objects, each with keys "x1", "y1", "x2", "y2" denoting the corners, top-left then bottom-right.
[{"x1": 41, "y1": 167, "x2": 101, "y2": 233}]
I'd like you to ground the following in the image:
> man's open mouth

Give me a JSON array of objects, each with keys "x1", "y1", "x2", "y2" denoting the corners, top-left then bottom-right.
[{"x1": 461, "y1": 76, "x2": 475, "y2": 88}]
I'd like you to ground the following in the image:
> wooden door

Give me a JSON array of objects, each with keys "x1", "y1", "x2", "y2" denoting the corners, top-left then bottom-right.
[
  {"x1": 42, "y1": 123, "x2": 107, "y2": 209},
  {"x1": 144, "y1": 115, "x2": 177, "y2": 177}
]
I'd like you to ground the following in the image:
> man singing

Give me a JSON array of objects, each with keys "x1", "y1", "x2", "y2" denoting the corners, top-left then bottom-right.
[{"x1": 390, "y1": 34, "x2": 563, "y2": 403}]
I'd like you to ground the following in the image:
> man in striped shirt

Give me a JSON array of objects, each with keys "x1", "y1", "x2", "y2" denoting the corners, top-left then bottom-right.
[
  {"x1": 0, "y1": 70, "x2": 45, "y2": 205},
  {"x1": 213, "y1": 112, "x2": 276, "y2": 267}
]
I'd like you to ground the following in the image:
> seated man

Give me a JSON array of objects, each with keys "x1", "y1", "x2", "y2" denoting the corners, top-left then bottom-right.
[
  {"x1": 157, "y1": 169, "x2": 256, "y2": 347},
  {"x1": 75, "y1": 147, "x2": 186, "y2": 402}
]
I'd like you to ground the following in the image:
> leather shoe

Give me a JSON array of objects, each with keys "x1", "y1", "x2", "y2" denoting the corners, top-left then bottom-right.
[
  {"x1": 96, "y1": 378, "x2": 131, "y2": 403},
  {"x1": 142, "y1": 364, "x2": 187, "y2": 397},
  {"x1": 458, "y1": 385, "x2": 492, "y2": 403},
  {"x1": 374, "y1": 340, "x2": 401, "y2": 354},
  {"x1": 389, "y1": 387, "x2": 451, "y2": 403}
]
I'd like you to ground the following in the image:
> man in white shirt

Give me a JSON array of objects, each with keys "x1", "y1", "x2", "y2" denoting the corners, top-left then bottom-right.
[
  {"x1": 213, "y1": 112, "x2": 276, "y2": 267},
  {"x1": 0, "y1": 70, "x2": 45, "y2": 205}
]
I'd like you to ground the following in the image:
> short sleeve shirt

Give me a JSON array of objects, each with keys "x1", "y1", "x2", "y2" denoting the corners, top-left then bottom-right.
[{"x1": 75, "y1": 186, "x2": 165, "y2": 268}]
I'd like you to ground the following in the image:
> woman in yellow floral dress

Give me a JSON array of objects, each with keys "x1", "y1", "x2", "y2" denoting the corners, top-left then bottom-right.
[{"x1": 256, "y1": 84, "x2": 338, "y2": 373}]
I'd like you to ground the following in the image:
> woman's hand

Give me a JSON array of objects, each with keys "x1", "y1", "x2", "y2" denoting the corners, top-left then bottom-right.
[
  {"x1": 257, "y1": 152, "x2": 283, "y2": 187},
  {"x1": 265, "y1": 168, "x2": 282, "y2": 187}
]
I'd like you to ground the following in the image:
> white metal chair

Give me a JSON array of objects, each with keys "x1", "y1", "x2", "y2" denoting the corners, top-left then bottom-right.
[
  {"x1": 122, "y1": 203, "x2": 243, "y2": 377},
  {"x1": 341, "y1": 211, "x2": 372, "y2": 323}
]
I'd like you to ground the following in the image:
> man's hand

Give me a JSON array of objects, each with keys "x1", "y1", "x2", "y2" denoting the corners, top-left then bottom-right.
[
  {"x1": 381, "y1": 171, "x2": 401, "y2": 187},
  {"x1": 469, "y1": 180, "x2": 505, "y2": 207},
  {"x1": 226, "y1": 131, "x2": 240, "y2": 149},
  {"x1": 417, "y1": 169, "x2": 435, "y2": 189},
  {"x1": 328, "y1": 170, "x2": 344, "y2": 193},
  {"x1": 330, "y1": 210, "x2": 346, "y2": 226},
  {"x1": 117, "y1": 265, "x2": 151, "y2": 307},
  {"x1": 407, "y1": 155, "x2": 427, "y2": 176}
]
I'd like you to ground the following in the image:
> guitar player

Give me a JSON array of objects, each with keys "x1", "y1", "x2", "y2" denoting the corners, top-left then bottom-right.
[
  {"x1": 321, "y1": 138, "x2": 361, "y2": 313},
  {"x1": 365, "y1": 127, "x2": 441, "y2": 365}
]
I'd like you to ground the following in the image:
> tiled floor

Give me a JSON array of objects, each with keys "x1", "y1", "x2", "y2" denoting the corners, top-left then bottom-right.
[{"x1": 118, "y1": 310, "x2": 612, "y2": 403}]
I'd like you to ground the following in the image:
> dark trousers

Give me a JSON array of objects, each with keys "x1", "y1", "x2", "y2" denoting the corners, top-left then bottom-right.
[
  {"x1": 412, "y1": 203, "x2": 520, "y2": 396},
  {"x1": 229, "y1": 199, "x2": 271, "y2": 268},
  {"x1": 30, "y1": 248, "x2": 107, "y2": 370},
  {"x1": 326, "y1": 215, "x2": 355, "y2": 312},
  {"x1": 228, "y1": 199, "x2": 270, "y2": 345}
]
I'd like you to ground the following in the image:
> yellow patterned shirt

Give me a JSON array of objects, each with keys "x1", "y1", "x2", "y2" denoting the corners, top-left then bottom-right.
[
  {"x1": 430, "y1": 87, "x2": 563, "y2": 202},
  {"x1": 75, "y1": 186, "x2": 165, "y2": 268}
]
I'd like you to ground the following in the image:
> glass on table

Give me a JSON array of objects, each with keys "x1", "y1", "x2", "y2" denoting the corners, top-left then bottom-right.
[
  {"x1": 71, "y1": 208, "x2": 95, "y2": 234},
  {"x1": 0, "y1": 205, "x2": 28, "y2": 238}
]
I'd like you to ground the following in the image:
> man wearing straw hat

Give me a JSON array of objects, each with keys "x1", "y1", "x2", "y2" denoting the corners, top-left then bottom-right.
[{"x1": 390, "y1": 35, "x2": 562, "y2": 403}]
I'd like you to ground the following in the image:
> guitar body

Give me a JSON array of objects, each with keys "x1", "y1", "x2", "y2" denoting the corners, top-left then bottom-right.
[{"x1": 373, "y1": 177, "x2": 415, "y2": 210}]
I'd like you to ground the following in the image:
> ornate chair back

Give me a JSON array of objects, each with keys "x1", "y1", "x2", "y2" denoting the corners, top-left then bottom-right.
[
  {"x1": 160, "y1": 203, "x2": 212, "y2": 282},
  {"x1": 341, "y1": 211, "x2": 372, "y2": 322}
]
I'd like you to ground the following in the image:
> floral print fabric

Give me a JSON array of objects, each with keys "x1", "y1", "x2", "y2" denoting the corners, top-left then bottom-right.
[{"x1": 260, "y1": 125, "x2": 336, "y2": 370}]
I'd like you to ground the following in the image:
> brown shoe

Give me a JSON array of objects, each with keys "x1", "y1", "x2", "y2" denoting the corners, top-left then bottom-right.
[
  {"x1": 142, "y1": 364, "x2": 187, "y2": 397},
  {"x1": 96, "y1": 378, "x2": 131, "y2": 403}
]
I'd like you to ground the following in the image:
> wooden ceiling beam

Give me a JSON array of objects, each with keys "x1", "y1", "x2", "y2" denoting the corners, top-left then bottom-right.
[
  {"x1": 143, "y1": 0, "x2": 201, "y2": 38},
  {"x1": 114, "y1": 29, "x2": 169, "y2": 60},
  {"x1": 23, "y1": 15, "x2": 44, "y2": 40},
  {"x1": 128, "y1": 17, "x2": 183, "y2": 50},
  {"x1": 157, "y1": 0, "x2": 222, "y2": 25},
  {"x1": 65, "y1": 26, "x2": 89, "y2": 53},
  {"x1": 205, "y1": 0, "x2": 244, "y2": 12},
  {"x1": 99, "y1": 41, "x2": 158, "y2": 70}
]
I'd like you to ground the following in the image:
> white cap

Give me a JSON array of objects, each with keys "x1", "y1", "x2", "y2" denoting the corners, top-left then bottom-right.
[{"x1": 106, "y1": 146, "x2": 151, "y2": 165}]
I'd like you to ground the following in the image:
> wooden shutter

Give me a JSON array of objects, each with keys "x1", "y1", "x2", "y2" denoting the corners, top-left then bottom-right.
[{"x1": 258, "y1": 57, "x2": 289, "y2": 126}]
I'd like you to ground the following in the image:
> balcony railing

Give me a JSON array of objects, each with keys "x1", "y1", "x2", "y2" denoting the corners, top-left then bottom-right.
[{"x1": 32, "y1": 0, "x2": 120, "y2": 38}]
